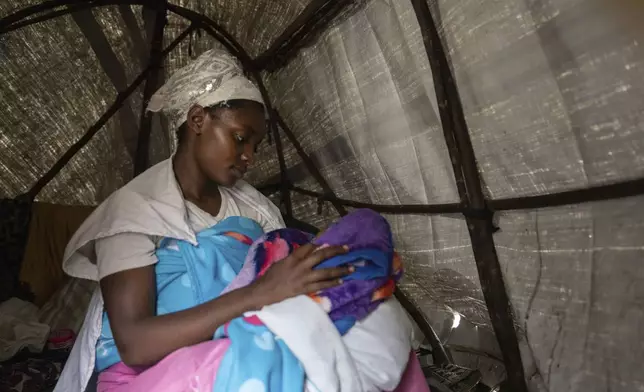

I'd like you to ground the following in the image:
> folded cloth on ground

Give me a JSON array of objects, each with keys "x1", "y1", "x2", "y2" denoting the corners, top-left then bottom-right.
[{"x1": 0, "y1": 297, "x2": 51, "y2": 361}]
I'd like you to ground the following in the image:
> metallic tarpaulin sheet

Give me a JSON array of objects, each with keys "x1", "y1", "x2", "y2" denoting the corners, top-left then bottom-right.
[
  {"x1": 1, "y1": 1, "x2": 644, "y2": 391},
  {"x1": 0, "y1": 13, "x2": 123, "y2": 204},
  {"x1": 495, "y1": 196, "x2": 644, "y2": 391},
  {"x1": 432, "y1": 0, "x2": 644, "y2": 199}
]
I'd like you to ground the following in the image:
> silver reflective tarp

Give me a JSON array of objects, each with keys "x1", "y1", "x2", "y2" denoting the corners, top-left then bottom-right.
[{"x1": 1, "y1": 1, "x2": 643, "y2": 390}]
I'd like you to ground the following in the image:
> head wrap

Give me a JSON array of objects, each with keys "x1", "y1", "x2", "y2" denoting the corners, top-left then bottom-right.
[{"x1": 147, "y1": 48, "x2": 264, "y2": 129}]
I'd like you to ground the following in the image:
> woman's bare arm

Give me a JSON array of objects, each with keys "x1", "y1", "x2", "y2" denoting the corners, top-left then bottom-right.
[{"x1": 101, "y1": 266, "x2": 259, "y2": 367}]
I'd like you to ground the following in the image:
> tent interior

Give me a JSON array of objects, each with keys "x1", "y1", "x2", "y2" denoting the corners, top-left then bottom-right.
[{"x1": 1, "y1": 1, "x2": 644, "y2": 391}]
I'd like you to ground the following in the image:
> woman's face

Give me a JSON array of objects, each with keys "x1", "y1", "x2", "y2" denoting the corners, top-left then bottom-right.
[{"x1": 190, "y1": 103, "x2": 267, "y2": 187}]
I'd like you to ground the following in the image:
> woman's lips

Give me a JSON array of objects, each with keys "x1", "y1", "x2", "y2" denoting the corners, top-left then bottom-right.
[{"x1": 231, "y1": 166, "x2": 246, "y2": 178}]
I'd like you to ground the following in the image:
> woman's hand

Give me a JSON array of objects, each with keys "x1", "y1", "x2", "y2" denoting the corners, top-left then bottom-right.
[{"x1": 250, "y1": 243, "x2": 352, "y2": 308}]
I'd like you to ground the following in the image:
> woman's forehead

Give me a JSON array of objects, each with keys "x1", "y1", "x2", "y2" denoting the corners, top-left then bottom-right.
[{"x1": 216, "y1": 107, "x2": 267, "y2": 136}]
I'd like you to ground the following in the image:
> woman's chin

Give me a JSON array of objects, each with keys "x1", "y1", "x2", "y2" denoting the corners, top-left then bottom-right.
[{"x1": 218, "y1": 175, "x2": 240, "y2": 188}]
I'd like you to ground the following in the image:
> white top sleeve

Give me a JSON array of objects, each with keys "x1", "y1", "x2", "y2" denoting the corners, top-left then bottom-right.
[
  {"x1": 227, "y1": 180, "x2": 285, "y2": 232},
  {"x1": 95, "y1": 233, "x2": 158, "y2": 279},
  {"x1": 235, "y1": 200, "x2": 284, "y2": 232}
]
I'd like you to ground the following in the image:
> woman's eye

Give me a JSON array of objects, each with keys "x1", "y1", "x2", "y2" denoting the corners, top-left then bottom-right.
[{"x1": 234, "y1": 133, "x2": 245, "y2": 143}]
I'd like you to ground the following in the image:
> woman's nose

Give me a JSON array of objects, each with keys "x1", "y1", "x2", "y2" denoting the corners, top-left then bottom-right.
[{"x1": 241, "y1": 145, "x2": 255, "y2": 165}]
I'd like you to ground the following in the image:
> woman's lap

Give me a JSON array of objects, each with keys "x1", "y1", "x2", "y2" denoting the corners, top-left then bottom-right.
[
  {"x1": 97, "y1": 339, "x2": 231, "y2": 392},
  {"x1": 98, "y1": 342, "x2": 429, "y2": 392}
]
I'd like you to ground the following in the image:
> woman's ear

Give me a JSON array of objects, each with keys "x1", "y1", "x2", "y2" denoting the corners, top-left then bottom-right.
[{"x1": 186, "y1": 105, "x2": 207, "y2": 135}]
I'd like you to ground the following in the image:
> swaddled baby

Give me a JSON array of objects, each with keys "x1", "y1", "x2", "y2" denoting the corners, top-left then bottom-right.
[{"x1": 217, "y1": 209, "x2": 419, "y2": 392}]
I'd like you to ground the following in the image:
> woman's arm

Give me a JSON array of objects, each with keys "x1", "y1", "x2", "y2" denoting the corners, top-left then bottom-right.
[
  {"x1": 101, "y1": 266, "x2": 259, "y2": 367},
  {"x1": 99, "y1": 234, "x2": 350, "y2": 367}
]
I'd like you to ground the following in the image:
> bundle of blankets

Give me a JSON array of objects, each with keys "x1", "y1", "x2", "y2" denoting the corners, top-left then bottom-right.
[{"x1": 96, "y1": 209, "x2": 429, "y2": 392}]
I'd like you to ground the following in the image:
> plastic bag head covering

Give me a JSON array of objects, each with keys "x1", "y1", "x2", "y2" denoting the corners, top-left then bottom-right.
[{"x1": 146, "y1": 48, "x2": 265, "y2": 130}]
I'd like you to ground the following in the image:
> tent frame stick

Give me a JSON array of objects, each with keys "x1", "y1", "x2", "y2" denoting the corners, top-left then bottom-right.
[
  {"x1": 26, "y1": 25, "x2": 194, "y2": 199},
  {"x1": 117, "y1": 4, "x2": 149, "y2": 66},
  {"x1": 134, "y1": 0, "x2": 167, "y2": 176},
  {"x1": 289, "y1": 185, "x2": 464, "y2": 214},
  {"x1": 0, "y1": 2, "x2": 91, "y2": 33},
  {"x1": 284, "y1": 177, "x2": 644, "y2": 214},
  {"x1": 410, "y1": 0, "x2": 528, "y2": 390},
  {"x1": 269, "y1": 112, "x2": 293, "y2": 218}
]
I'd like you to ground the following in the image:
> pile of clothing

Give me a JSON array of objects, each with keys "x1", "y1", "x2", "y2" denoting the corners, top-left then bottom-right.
[{"x1": 0, "y1": 297, "x2": 76, "y2": 392}]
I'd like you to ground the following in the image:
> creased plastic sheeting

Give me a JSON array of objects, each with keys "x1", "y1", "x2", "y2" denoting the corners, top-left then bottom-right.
[
  {"x1": 38, "y1": 114, "x2": 134, "y2": 205},
  {"x1": 495, "y1": 196, "x2": 644, "y2": 392},
  {"x1": 0, "y1": 14, "x2": 122, "y2": 202},
  {"x1": 172, "y1": 0, "x2": 309, "y2": 58},
  {"x1": 387, "y1": 214, "x2": 487, "y2": 326},
  {"x1": 432, "y1": 0, "x2": 644, "y2": 199},
  {"x1": 266, "y1": 0, "x2": 459, "y2": 205}
]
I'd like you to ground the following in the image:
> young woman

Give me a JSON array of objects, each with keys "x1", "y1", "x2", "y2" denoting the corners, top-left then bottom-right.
[{"x1": 55, "y1": 49, "x2": 351, "y2": 391}]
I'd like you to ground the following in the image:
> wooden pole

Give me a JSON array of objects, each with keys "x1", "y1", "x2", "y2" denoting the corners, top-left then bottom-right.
[
  {"x1": 410, "y1": 1, "x2": 528, "y2": 390},
  {"x1": 281, "y1": 177, "x2": 644, "y2": 214}
]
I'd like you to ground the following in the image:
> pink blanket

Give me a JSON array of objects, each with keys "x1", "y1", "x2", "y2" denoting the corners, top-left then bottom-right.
[{"x1": 97, "y1": 344, "x2": 429, "y2": 392}]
